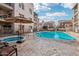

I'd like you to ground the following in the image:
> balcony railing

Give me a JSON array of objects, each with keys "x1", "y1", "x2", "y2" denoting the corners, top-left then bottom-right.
[
  {"x1": 73, "y1": 19, "x2": 78, "y2": 23},
  {"x1": 74, "y1": 9, "x2": 78, "y2": 14},
  {"x1": 0, "y1": 14, "x2": 13, "y2": 21}
]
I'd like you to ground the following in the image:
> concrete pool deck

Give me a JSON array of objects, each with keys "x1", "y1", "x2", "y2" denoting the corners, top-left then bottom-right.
[
  {"x1": 67, "y1": 32, "x2": 79, "y2": 41},
  {"x1": 15, "y1": 32, "x2": 79, "y2": 56}
]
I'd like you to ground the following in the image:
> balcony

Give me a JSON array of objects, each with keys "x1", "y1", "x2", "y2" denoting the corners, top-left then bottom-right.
[
  {"x1": 73, "y1": 19, "x2": 78, "y2": 23},
  {"x1": 0, "y1": 3, "x2": 13, "y2": 11},
  {"x1": 0, "y1": 12, "x2": 13, "y2": 22},
  {"x1": 74, "y1": 9, "x2": 78, "y2": 14}
]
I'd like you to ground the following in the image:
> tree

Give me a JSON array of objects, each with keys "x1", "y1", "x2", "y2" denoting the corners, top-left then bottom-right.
[{"x1": 43, "y1": 26, "x2": 48, "y2": 30}]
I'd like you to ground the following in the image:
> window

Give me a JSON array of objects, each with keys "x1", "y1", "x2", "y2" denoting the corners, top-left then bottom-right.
[
  {"x1": 19, "y1": 3, "x2": 24, "y2": 10},
  {"x1": 29, "y1": 8, "x2": 32, "y2": 14},
  {"x1": 19, "y1": 3, "x2": 21, "y2": 8},
  {"x1": 0, "y1": 15, "x2": 7, "y2": 19},
  {"x1": 19, "y1": 25, "x2": 24, "y2": 31},
  {"x1": 5, "y1": 3, "x2": 13, "y2": 7}
]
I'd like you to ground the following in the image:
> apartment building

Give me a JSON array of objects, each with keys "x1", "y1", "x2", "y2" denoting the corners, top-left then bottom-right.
[
  {"x1": 72, "y1": 3, "x2": 79, "y2": 32},
  {"x1": 58, "y1": 20, "x2": 73, "y2": 31},
  {"x1": 33, "y1": 12, "x2": 39, "y2": 31},
  {"x1": 13, "y1": 3, "x2": 34, "y2": 33},
  {"x1": 42, "y1": 21, "x2": 55, "y2": 31},
  {"x1": 0, "y1": 3, "x2": 34, "y2": 34}
]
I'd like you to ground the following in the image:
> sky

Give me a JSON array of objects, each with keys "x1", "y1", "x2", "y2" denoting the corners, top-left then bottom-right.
[{"x1": 34, "y1": 3, "x2": 73, "y2": 23}]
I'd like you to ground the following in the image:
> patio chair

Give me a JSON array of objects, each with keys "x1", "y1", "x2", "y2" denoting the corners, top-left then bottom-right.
[{"x1": 0, "y1": 42, "x2": 18, "y2": 56}]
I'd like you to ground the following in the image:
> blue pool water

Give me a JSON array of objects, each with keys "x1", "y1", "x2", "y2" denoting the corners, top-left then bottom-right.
[
  {"x1": 36, "y1": 32, "x2": 76, "y2": 40},
  {"x1": 2, "y1": 36, "x2": 23, "y2": 42}
]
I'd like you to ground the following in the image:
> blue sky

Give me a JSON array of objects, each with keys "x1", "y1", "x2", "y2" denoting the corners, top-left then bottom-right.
[{"x1": 34, "y1": 3, "x2": 73, "y2": 22}]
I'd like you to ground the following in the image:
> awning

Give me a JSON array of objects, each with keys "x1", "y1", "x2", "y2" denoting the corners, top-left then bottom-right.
[
  {"x1": 0, "y1": 19, "x2": 13, "y2": 23},
  {"x1": 5, "y1": 17, "x2": 34, "y2": 23}
]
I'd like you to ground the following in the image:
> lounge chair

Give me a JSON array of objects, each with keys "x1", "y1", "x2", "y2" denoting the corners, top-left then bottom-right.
[{"x1": 0, "y1": 42, "x2": 18, "y2": 56}]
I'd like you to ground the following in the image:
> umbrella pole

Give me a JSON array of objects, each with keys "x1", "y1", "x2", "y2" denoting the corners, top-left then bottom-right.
[
  {"x1": 20, "y1": 20, "x2": 21, "y2": 39},
  {"x1": 18, "y1": 20, "x2": 21, "y2": 40}
]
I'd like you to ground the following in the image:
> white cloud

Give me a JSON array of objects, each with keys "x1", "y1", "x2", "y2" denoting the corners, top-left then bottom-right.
[
  {"x1": 39, "y1": 5, "x2": 51, "y2": 10},
  {"x1": 38, "y1": 11, "x2": 67, "y2": 22},
  {"x1": 34, "y1": 3, "x2": 51, "y2": 11},
  {"x1": 34, "y1": 3, "x2": 74, "y2": 12},
  {"x1": 41, "y1": 3, "x2": 49, "y2": 6},
  {"x1": 60, "y1": 4, "x2": 73, "y2": 9},
  {"x1": 42, "y1": 3, "x2": 59, "y2": 7},
  {"x1": 38, "y1": 16, "x2": 46, "y2": 19},
  {"x1": 34, "y1": 3, "x2": 40, "y2": 10},
  {"x1": 46, "y1": 12, "x2": 67, "y2": 17},
  {"x1": 38, "y1": 15, "x2": 55, "y2": 22}
]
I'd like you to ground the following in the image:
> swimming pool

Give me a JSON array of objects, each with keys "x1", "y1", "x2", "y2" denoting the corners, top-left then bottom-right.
[
  {"x1": 36, "y1": 32, "x2": 76, "y2": 40},
  {"x1": 1, "y1": 36, "x2": 23, "y2": 42}
]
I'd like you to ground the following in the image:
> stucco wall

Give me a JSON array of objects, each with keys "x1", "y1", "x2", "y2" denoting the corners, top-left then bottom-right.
[{"x1": 13, "y1": 3, "x2": 34, "y2": 19}]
